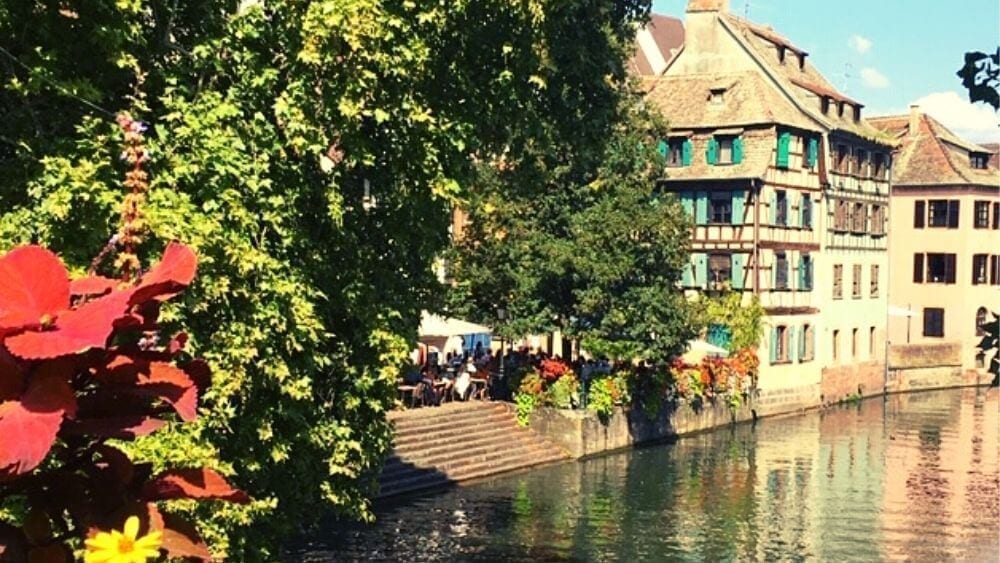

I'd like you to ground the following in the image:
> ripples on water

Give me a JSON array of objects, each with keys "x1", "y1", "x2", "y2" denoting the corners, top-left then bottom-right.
[{"x1": 297, "y1": 388, "x2": 999, "y2": 562}]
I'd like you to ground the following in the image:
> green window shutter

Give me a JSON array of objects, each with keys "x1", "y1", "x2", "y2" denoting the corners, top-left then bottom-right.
[
  {"x1": 695, "y1": 191, "x2": 709, "y2": 224},
  {"x1": 769, "y1": 327, "x2": 779, "y2": 364},
  {"x1": 694, "y1": 253, "x2": 708, "y2": 288},
  {"x1": 706, "y1": 138, "x2": 719, "y2": 165},
  {"x1": 807, "y1": 137, "x2": 819, "y2": 168},
  {"x1": 776, "y1": 132, "x2": 791, "y2": 168},
  {"x1": 657, "y1": 139, "x2": 668, "y2": 158},
  {"x1": 682, "y1": 139, "x2": 693, "y2": 166},
  {"x1": 732, "y1": 253, "x2": 746, "y2": 290},
  {"x1": 788, "y1": 326, "x2": 798, "y2": 362},
  {"x1": 679, "y1": 192, "x2": 695, "y2": 218},
  {"x1": 682, "y1": 258, "x2": 694, "y2": 287},
  {"x1": 731, "y1": 190, "x2": 745, "y2": 226},
  {"x1": 732, "y1": 137, "x2": 744, "y2": 164}
]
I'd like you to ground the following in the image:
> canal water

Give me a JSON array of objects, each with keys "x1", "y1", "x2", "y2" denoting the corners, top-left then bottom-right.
[{"x1": 298, "y1": 388, "x2": 999, "y2": 562}]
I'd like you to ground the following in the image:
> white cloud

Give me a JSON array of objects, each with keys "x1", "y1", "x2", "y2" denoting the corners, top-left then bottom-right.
[
  {"x1": 848, "y1": 35, "x2": 872, "y2": 54},
  {"x1": 911, "y1": 90, "x2": 1000, "y2": 144},
  {"x1": 860, "y1": 67, "x2": 890, "y2": 89}
]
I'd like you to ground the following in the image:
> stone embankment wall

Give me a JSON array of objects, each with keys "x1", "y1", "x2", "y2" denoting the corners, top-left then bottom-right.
[
  {"x1": 529, "y1": 399, "x2": 755, "y2": 459},
  {"x1": 821, "y1": 361, "x2": 885, "y2": 404},
  {"x1": 887, "y1": 342, "x2": 985, "y2": 392}
]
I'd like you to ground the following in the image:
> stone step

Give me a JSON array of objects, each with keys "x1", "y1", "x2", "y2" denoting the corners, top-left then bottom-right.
[
  {"x1": 392, "y1": 403, "x2": 509, "y2": 432},
  {"x1": 393, "y1": 410, "x2": 514, "y2": 441},
  {"x1": 382, "y1": 440, "x2": 558, "y2": 484},
  {"x1": 382, "y1": 435, "x2": 550, "y2": 479},
  {"x1": 378, "y1": 447, "x2": 566, "y2": 499},
  {"x1": 391, "y1": 423, "x2": 524, "y2": 457}
]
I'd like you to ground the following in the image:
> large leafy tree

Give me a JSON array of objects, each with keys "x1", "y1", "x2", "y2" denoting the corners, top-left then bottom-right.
[
  {"x1": 0, "y1": 0, "x2": 651, "y2": 558},
  {"x1": 447, "y1": 100, "x2": 698, "y2": 363}
]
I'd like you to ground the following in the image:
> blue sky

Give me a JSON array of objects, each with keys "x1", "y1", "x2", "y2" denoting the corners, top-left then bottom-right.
[{"x1": 651, "y1": 0, "x2": 1000, "y2": 142}]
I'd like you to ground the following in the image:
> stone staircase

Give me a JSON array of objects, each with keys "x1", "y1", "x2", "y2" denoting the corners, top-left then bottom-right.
[{"x1": 378, "y1": 401, "x2": 568, "y2": 499}]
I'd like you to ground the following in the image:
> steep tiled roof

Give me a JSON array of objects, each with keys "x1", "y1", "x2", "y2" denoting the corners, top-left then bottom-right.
[
  {"x1": 869, "y1": 112, "x2": 998, "y2": 187},
  {"x1": 630, "y1": 14, "x2": 685, "y2": 76},
  {"x1": 983, "y1": 143, "x2": 1000, "y2": 168},
  {"x1": 720, "y1": 14, "x2": 890, "y2": 145},
  {"x1": 645, "y1": 71, "x2": 818, "y2": 132},
  {"x1": 660, "y1": 128, "x2": 775, "y2": 182}
]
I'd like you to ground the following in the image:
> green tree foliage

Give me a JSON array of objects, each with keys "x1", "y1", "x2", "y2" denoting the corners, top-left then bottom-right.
[
  {"x1": 697, "y1": 292, "x2": 765, "y2": 351},
  {"x1": 0, "y1": 0, "x2": 651, "y2": 558},
  {"x1": 447, "y1": 99, "x2": 697, "y2": 363},
  {"x1": 957, "y1": 48, "x2": 1000, "y2": 109}
]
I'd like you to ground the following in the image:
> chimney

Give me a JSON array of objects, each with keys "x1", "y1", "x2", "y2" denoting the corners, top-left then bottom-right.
[
  {"x1": 908, "y1": 104, "x2": 921, "y2": 137},
  {"x1": 687, "y1": 0, "x2": 729, "y2": 12}
]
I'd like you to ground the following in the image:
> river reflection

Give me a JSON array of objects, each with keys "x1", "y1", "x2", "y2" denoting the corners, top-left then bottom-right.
[{"x1": 298, "y1": 388, "x2": 999, "y2": 562}]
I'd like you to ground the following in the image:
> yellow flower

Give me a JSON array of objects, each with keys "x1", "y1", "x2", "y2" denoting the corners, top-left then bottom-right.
[{"x1": 84, "y1": 516, "x2": 162, "y2": 563}]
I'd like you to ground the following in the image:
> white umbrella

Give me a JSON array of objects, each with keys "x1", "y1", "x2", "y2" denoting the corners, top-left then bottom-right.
[
  {"x1": 418, "y1": 312, "x2": 492, "y2": 338},
  {"x1": 681, "y1": 339, "x2": 729, "y2": 363}
]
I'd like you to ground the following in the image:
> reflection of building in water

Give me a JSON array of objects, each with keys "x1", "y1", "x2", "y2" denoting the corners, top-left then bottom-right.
[{"x1": 879, "y1": 388, "x2": 1000, "y2": 560}]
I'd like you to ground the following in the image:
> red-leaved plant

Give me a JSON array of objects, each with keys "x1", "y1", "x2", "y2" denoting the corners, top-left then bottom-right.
[
  {"x1": 0, "y1": 114, "x2": 246, "y2": 562},
  {"x1": 0, "y1": 242, "x2": 246, "y2": 561}
]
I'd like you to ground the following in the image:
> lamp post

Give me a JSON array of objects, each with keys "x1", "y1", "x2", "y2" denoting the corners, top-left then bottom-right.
[{"x1": 497, "y1": 307, "x2": 507, "y2": 379}]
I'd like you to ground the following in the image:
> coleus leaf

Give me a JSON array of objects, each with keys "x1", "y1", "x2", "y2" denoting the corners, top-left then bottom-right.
[
  {"x1": 4, "y1": 289, "x2": 135, "y2": 360},
  {"x1": 0, "y1": 246, "x2": 69, "y2": 333},
  {"x1": 0, "y1": 368, "x2": 75, "y2": 479},
  {"x1": 69, "y1": 275, "x2": 118, "y2": 298},
  {"x1": 89, "y1": 357, "x2": 198, "y2": 421},
  {"x1": 130, "y1": 242, "x2": 197, "y2": 304},
  {"x1": 0, "y1": 346, "x2": 24, "y2": 401},
  {"x1": 160, "y1": 513, "x2": 212, "y2": 561},
  {"x1": 62, "y1": 416, "x2": 165, "y2": 439},
  {"x1": 141, "y1": 468, "x2": 250, "y2": 503}
]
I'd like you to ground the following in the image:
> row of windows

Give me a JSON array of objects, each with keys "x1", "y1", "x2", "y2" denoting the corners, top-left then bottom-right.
[
  {"x1": 680, "y1": 252, "x2": 814, "y2": 291},
  {"x1": 914, "y1": 199, "x2": 1000, "y2": 230},
  {"x1": 659, "y1": 135, "x2": 745, "y2": 167},
  {"x1": 833, "y1": 144, "x2": 890, "y2": 180},
  {"x1": 832, "y1": 264, "x2": 880, "y2": 299},
  {"x1": 913, "y1": 253, "x2": 1000, "y2": 285},
  {"x1": 775, "y1": 132, "x2": 818, "y2": 170},
  {"x1": 832, "y1": 200, "x2": 886, "y2": 235},
  {"x1": 830, "y1": 327, "x2": 879, "y2": 363},
  {"x1": 923, "y1": 307, "x2": 993, "y2": 339},
  {"x1": 677, "y1": 190, "x2": 814, "y2": 228}
]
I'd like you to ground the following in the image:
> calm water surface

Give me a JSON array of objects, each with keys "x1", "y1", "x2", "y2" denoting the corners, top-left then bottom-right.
[{"x1": 299, "y1": 388, "x2": 999, "y2": 561}]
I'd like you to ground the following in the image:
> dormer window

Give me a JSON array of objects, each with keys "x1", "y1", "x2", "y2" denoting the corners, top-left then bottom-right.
[
  {"x1": 778, "y1": 46, "x2": 786, "y2": 64},
  {"x1": 838, "y1": 102, "x2": 845, "y2": 118},
  {"x1": 853, "y1": 105, "x2": 861, "y2": 122},
  {"x1": 821, "y1": 97, "x2": 830, "y2": 115},
  {"x1": 797, "y1": 54, "x2": 806, "y2": 70},
  {"x1": 971, "y1": 152, "x2": 989, "y2": 169},
  {"x1": 709, "y1": 88, "x2": 726, "y2": 106}
]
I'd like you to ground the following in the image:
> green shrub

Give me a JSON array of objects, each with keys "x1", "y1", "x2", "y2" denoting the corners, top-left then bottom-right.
[
  {"x1": 545, "y1": 373, "x2": 580, "y2": 409},
  {"x1": 514, "y1": 393, "x2": 538, "y2": 427},
  {"x1": 587, "y1": 372, "x2": 630, "y2": 423}
]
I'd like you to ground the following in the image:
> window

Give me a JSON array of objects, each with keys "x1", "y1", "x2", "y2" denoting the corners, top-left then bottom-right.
[
  {"x1": 976, "y1": 307, "x2": 988, "y2": 337},
  {"x1": 710, "y1": 88, "x2": 726, "y2": 105},
  {"x1": 970, "y1": 152, "x2": 989, "y2": 169},
  {"x1": 927, "y1": 199, "x2": 959, "y2": 228},
  {"x1": 974, "y1": 201, "x2": 990, "y2": 228},
  {"x1": 708, "y1": 254, "x2": 732, "y2": 288},
  {"x1": 852, "y1": 264, "x2": 862, "y2": 298},
  {"x1": 913, "y1": 253, "x2": 924, "y2": 283},
  {"x1": 914, "y1": 200, "x2": 925, "y2": 228},
  {"x1": 774, "y1": 251, "x2": 788, "y2": 290},
  {"x1": 852, "y1": 203, "x2": 867, "y2": 232},
  {"x1": 994, "y1": 202, "x2": 1000, "y2": 229},
  {"x1": 776, "y1": 132, "x2": 791, "y2": 168},
  {"x1": 821, "y1": 98, "x2": 830, "y2": 115},
  {"x1": 832, "y1": 330, "x2": 840, "y2": 361},
  {"x1": 666, "y1": 138, "x2": 692, "y2": 167},
  {"x1": 801, "y1": 196, "x2": 813, "y2": 228},
  {"x1": 833, "y1": 264, "x2": 843, "y2": 299},
  {"x1": 873, "y1": 153, "x2": 887, "y2": 180},
  {"x1": 973, "y1": 254, "x2": 988, "y2": 284},
  {"x1": 836, "y1": 144, "x2": 849, "y2": 173},
  {"x1": 870, "y1": 205, "x2": 885, "y2": 235},
  {"x1": 992, "y1": 255, "x2": 1000, "y2": 285},
  {"x1": 707, "y1": 135, "x2": 742, "y2": 165},
  {"x1": 834, "y1": 199, "x2": 849, "y2": 230},
  {"x1": 709, "y1": 192, "x2": 732, "y2": 224},
  {"x1": 923, "y1": 308, "x2": 945, "y2": 337},
  {"x1": 775, "y1": 190, "x2": 788, "y2": 226},
  {"x1": 925, "y1": 253, "x2": 956, "y2": 284},
  {"x1": 775, "y1": 325, "x2": 788, "y2": 363},
  {"x1": 869, "y1": 326, "x2": 877, "y2": 357},
  {"x1": 855, "y1": 148, "x2": 868, "y2": 176},
  {"x1": 799, "y1": 253, "x2": 813, "y2": 291},
  {"x1": 977, "y1": 352, "x2": 987, "y2": 369},
  {"x1": 852, "y1": 328, "x2": 859, "y2": 358},
  {"x1": 801, "y1": 324, "x2": 815, "y2": 361},
  {"x1": 870, "y1": 264, "x2": 879, "y2": 297},
  {"x1": 718, "y1": 136, "x2": 734, "y2": 163}
]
